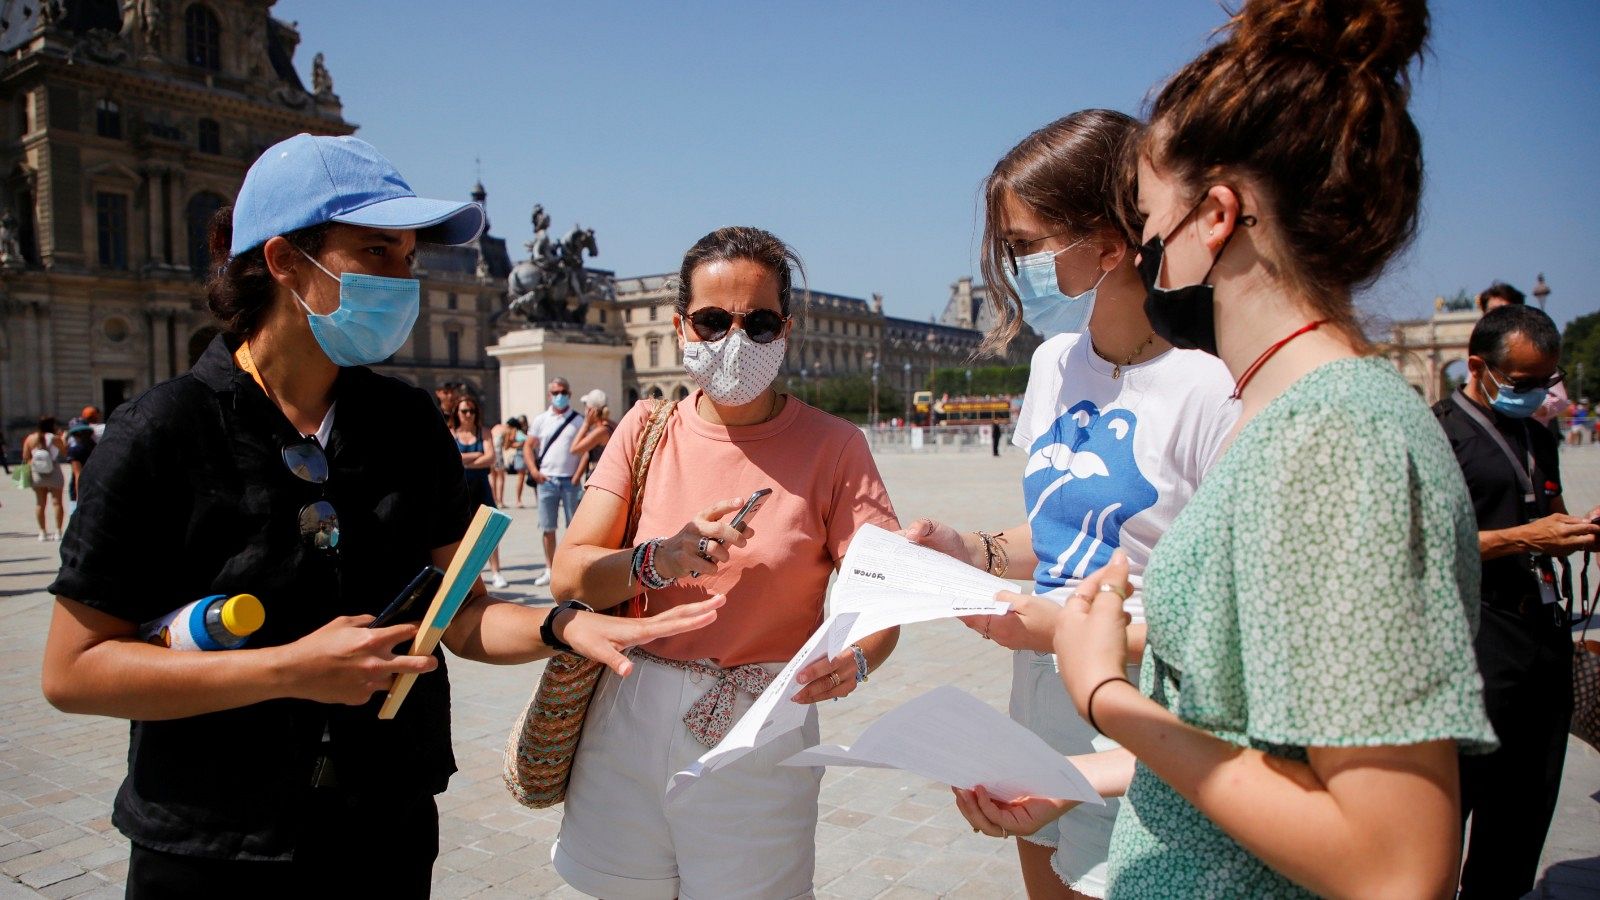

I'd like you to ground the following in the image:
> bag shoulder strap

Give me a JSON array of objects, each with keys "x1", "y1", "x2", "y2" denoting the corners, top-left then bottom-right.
[
  {"x1": 1450, "y1": 391, "x2": 1535, "y2": 499},
  {"x1": 534, "y1": 410, "x2": 579, "y2": 469},
  {"x1": 622, "y1": 399, "x2": 675, "y2": 547}
]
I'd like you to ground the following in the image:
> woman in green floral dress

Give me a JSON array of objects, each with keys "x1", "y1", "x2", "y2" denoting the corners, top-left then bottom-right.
[{"x1": 952, "y1": 0, "x2": 1496, "y2": 896}]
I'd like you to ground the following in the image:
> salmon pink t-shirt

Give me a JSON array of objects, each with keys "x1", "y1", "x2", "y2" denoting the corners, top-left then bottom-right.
[{"x1": 585, "y1": 391, "x2": 898, "y2": 666}]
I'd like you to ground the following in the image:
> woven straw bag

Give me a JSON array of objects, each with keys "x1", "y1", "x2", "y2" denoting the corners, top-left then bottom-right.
[
  {"x1": 504, "y1": 398, "x2": 675, "y2": 808},
  {"x1": 1572, "y1": 556, "x2": 1599, "y2": 751}
]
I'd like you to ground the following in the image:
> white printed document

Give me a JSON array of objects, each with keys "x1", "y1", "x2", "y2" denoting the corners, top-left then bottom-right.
[
  {"x1": 780, "y1": 685, "x2": 1104, "y2": 805},
  {"x1": 666, "y1": 525, "x2": 1019, "y2": 799},
  {"x1": 827, "y1": 523, "x2": 1016, "y2": 657},
  {"x1": 665, "y1": 613, "x2": 860, "y2": 800}
]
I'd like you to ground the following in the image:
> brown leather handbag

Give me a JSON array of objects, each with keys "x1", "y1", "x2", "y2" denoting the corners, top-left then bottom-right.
[{"x1": 503, "y1": 398, "x2": 674, "y2": 808}]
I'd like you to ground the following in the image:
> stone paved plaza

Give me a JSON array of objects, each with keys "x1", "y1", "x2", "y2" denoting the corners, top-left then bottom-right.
[{"x1": 1, "y1": 439, "x2": 1598, "y2": 898}]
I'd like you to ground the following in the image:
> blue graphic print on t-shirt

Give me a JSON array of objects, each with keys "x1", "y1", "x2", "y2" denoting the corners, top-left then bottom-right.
[{"x1": 1023, "y1": 400, "x2": 1159, "y2": 591}]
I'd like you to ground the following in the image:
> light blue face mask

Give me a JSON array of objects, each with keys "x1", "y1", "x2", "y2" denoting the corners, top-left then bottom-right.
[
  {"x1": 551, "y1": 393, "x2": 570, "y2": 411},
  {"x1": 1484, "y1": 368, "x2": 1548, "y2": 419},
  {"x1": 1006, "y1": 239, "x2": 1106, "y2": 339},
  {"x1": 292, "y1": 248, "x2": 421, "y2": 367}
]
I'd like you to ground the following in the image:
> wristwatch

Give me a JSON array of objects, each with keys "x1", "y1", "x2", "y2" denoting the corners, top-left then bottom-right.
[
  {"x1": 540, "y1": 599, "x2": 594, "y2": 654},
  {"x1": 850, "y1": 644, "x2": 870, "y2": 684}
]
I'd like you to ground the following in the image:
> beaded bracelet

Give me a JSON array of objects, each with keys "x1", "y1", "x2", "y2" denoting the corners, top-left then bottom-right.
[
  {"x1": 628, "y1": 541, "x2": 649, "y2": 587},
  {"x1": 638, "y1": 538, "x2": 673, "y2": 590}
]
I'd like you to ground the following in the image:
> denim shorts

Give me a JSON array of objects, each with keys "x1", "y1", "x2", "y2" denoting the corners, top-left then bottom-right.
[{"x1": 536, "y1": 475, "x2": 582, "y2": 531}]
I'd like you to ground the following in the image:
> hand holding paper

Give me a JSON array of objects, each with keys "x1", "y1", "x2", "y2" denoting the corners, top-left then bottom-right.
[
  {"x1": 828, "y1": 524, "x2": 1016, "y2": 657},
  {"x1": 780, "y1": 685, "x2": 1103, "y2": 806}
]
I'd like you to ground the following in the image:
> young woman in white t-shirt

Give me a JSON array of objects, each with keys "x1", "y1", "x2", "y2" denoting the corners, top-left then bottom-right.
[{"x1": 905, "y1": 109, "x2": 1235, "y2": 899}]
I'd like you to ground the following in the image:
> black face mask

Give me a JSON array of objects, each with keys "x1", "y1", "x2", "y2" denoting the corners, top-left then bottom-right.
[{"x1": 1135, "y1": 192, "x2": 1254, "y2": 357}]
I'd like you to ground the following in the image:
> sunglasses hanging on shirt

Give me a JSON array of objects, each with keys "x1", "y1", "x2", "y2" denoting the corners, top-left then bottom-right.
[{"x1": 281, "y1": 437, "x2": 339, "y2": 553}]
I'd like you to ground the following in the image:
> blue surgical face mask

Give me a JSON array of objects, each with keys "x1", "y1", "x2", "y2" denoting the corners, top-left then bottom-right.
[
  {"x1": 551, "y1": 393, "x2": 570, "y2": 411},
  {"x1": 1484, "y1": 367, "x2": 1548, "y2": 419},
  {"x1": 291, "y1": 248, "x2": 420, "y2": 367},
  {"x1": 1007, "y1": 239, "x2": 1104, "y2": 339}
]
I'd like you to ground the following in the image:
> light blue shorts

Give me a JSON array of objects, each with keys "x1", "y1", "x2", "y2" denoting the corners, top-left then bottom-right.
[{"x1": 536, "y1": 475, "x2": 582, "y2": 531}]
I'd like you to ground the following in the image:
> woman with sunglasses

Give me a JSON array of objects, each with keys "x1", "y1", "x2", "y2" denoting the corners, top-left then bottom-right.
[
  {"x1": 549, "y1": 226, "x2": 900, "y2": 899},
  {"x1": 907, "y1": 109, "x2": 1236, "y2": 899},
  {"x1": 959, "y1": 1, "x2": 1497, "y2": 896},
  {"x1": 39, "y1": 135, "x2": 722, "y2": 899},
  {"x1": 451, "y1": 396, "x2": 509, "y2": 588}
]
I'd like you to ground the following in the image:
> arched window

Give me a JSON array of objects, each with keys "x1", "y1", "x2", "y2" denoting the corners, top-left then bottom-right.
[
  {"x1": 184, "y1": 5, "x2": 221, "y2": 72},
  {"x1": 197, "y1": 118, "x2": 220, "y2": 154},
  {"x1": 675, "y1": 386, "x2": 689, "y2": 401},
  {"x1": 186, "y1": 191, "x2": 226, "y2": 277}
]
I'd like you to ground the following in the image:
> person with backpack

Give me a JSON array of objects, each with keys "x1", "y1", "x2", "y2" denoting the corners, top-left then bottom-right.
[
  {"x1": 24, "y1": 416, "x2": 66, "y2": 541},
  {"x1": 524, "y1": 376, "x2": 583, "y2": 587},
  {"x1": 65, "y1": 406, "x2": 101, "y2": 504}
]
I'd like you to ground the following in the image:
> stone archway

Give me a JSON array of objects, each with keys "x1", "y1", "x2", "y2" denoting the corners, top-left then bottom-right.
[{"x1": 1385, "y1": 308, "x2": 1481, "y2": 405}]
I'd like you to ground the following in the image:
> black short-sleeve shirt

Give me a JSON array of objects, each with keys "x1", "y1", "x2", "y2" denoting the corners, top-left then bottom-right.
[
  {"x1": 1433, "y1": 391, "x2": 1563, "y2": 612},
  {"x1": 49, "y1": 334, "x2": 475, "y2": 860}
]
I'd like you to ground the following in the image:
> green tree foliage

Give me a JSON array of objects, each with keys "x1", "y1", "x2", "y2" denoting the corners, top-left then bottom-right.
[
  {"x1": 1562, "y1": 311, "x2": 1600, "y2": 402},
  {"x1": 929, "y1": 365, "x2": 1029, "y2": 397},
  {"x1": 789, "y1": 373, "x2": 902, "y2": 421}
]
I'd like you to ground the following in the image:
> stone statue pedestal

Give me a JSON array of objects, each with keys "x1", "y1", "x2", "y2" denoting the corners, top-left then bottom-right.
[{"x1": 487, "y1": 327, "x2": 631, "y2": 422}]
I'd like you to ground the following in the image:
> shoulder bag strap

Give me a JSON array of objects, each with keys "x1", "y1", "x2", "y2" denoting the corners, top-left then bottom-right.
[
  {"x1": 1450, "y1": 391, "x2": 1536, "y2": 504},
  {"x1": 533, "y1": 410, "x2": 579, "y2": 469},
  {"x1": 618, "y1": 399, "x2": 675, "y2": 617}
]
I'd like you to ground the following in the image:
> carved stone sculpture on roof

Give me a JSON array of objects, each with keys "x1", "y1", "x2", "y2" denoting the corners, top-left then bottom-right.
[
  {"x1": 0, "y1": 210, "x2": 24, "y2": 273},
  {"x1": 311, "y1": 52, "x2": 335, "y2": 99}
]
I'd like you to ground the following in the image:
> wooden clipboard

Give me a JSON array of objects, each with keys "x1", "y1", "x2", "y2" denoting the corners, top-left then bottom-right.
[{"x1": 377, "y1": 505, "x2": 513, "y2": 719}]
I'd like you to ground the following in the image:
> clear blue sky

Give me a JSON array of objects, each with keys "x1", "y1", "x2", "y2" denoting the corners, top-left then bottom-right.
[{"x1": 275, "y1": 0, "x2": 1599, "y2": 332}]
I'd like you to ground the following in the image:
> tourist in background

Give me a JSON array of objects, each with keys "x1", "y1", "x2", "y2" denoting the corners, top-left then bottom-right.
[
  {"x1": 909, "y1": 109, "x2": 1236, "y2": 899},
  {"x1": 451, "y1": 394, "x2": 509, "y2": 589},
  {"x1": 956, "y1": 1, "x2": 1497, "y2": 895},
  {"x1": 24, "y1": 415, "x2": 67, "y2": 541},
  {"x1": 1437, "y1": 305, "x2": 1599, "y2": 898},
  {"x1": 568, "y1": 388, "x2": 614, "y2": 485},
  {"x1": 500, "y1": 416, "x2": 529, "y2": 506},
  {"x1": 550, "y1": 226, "x2": 900, "y2": 899},
  {"x1": 488, "y1": 415, "x2": 508, "y2": 514},
  {"x1": 525, "y1": 377, "x2": 583, "y2": 587}
]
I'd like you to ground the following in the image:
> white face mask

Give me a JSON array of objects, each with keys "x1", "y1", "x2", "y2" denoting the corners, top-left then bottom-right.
[{"x1": 681, "y1": 327, "x2": 787, "y2": 407}]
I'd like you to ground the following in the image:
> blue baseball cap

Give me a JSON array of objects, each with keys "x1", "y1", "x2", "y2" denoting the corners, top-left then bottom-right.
[{"x1": 229, "y1": 133, "x2": 485, "y2": 257}]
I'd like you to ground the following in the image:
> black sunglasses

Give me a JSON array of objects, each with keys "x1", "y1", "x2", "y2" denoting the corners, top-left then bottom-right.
[
  {"x1": 686, "y1": 307, "x2": 788, "y2": 344},
  {"x1": 1489, "y1": 364, "x2": 1565, "y2": 394},
  {"x1": 281, "y1": 438, "x2": 339, "y2": 553}
]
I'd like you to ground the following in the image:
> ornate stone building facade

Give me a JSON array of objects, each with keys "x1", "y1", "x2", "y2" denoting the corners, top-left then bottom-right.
[
  {"x1": 612, "y1": 273, "x2": 1031, "y2": 407},
  {"x1": 0, "y1": 0, "x2": 350, "y2": 449}
]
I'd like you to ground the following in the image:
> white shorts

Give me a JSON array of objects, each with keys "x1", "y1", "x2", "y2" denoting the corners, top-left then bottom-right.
[
  {"x1": 1009, "y1": 649, "x2": 1140, "y2": 899},
  {"x1": 551, "y1": 655, "x2": 822, "y2": 900}
]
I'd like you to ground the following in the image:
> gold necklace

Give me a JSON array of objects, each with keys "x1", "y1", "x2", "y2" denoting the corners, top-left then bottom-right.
[{"x1": 1111, "y1": 332, "x2": 1156, "y2": 379}]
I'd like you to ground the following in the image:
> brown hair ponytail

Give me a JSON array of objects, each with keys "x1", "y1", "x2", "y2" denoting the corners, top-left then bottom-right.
[{"x1": 1146, "y1": 0, "x2": 1429, "y2": 340}]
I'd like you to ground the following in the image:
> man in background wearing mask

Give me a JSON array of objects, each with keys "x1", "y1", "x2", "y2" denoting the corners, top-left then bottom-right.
[
  {"x1": 1434, "y1": 304, "x2": 1600, "y2": 898},
  {"x1": 525, "y1": 376, "x2": 582, "y2": 587}
]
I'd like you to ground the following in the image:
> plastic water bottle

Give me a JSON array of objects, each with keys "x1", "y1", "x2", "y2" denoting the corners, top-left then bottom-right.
[{"x1": 140, "y1": 594, "x2": 265, "y2": 651}]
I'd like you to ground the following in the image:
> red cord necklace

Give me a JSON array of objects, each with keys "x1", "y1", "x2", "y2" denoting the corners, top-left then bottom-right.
[{"x1": 1231, "y1": 319, "x2": 1329, "y2": 400}]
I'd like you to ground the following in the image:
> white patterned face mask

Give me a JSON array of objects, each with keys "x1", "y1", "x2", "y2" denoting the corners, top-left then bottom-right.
[{"x1": 680, "y1": 327, "x2": 787, "y2": 407}]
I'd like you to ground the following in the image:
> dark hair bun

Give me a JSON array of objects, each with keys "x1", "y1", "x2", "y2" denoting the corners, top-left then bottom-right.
[{"x1": 1232, "y1": 0, "x2": 1428, "y2": 83}]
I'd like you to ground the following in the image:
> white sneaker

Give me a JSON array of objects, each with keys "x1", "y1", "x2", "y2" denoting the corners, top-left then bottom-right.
[
  {"x1": 533, "y1": 571, "x2": 552, "y2": 587},
  {"x1": 37, "y1": 532, "x2": 47, "y2": 542},
  {"x1": 490, "y1": 573, "x2": 508, "y2": 590}
]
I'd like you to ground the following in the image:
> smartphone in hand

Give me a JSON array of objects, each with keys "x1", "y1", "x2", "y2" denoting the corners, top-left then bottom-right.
[
  {"x1": 369, "y1": 566, "x2": 444, "y2": 628},
  {"x1": 729, "y1": 488, "x2": 773, "y2": 534}
]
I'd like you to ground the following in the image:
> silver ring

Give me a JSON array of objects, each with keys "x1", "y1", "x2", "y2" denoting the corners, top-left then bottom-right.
[{"x1": 697, "y1": 536, "x2": 711, "y2": 555}]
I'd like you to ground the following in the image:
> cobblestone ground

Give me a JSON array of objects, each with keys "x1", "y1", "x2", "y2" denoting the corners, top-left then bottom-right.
[{"x1": 1, "y1": 439, "x2": 1597, "y2": 899}]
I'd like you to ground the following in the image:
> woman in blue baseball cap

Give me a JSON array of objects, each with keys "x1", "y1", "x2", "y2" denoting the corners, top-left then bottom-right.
[{"x1": 40, "y1": 134, "x2": 723, "y2": 898}]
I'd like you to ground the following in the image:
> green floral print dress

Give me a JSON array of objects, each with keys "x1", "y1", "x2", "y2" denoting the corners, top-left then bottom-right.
[{"x1": 1106, "y1": 357, "x2": 1497, "y2": 898}]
